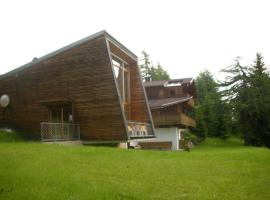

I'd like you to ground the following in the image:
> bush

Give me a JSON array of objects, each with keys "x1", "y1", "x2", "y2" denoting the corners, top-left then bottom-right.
[
  {"x1": 184, "y1": 128, "x2": 202, "y2": 145},
  {"x1": 0, "y1": 128, "x2": 23, "y2": 142}
]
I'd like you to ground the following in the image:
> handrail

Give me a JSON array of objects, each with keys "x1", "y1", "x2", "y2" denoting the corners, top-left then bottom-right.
[
  {"x1": 127, "y1": 121, "x2": 154, "y2": 138},
  {"x1": 40, "y1": 122, "x2": 80, "y2": 142}
]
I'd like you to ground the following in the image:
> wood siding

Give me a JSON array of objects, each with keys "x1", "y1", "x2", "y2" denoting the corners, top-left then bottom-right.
[
  {"x1": 139, "y1": 141, "x2": 172, "y2": 150},
  {"x1": 145, "y1": 86, "x2": 185, "y2": 99},
  {"x1": 0, "y1": 35, "x2": 129, "y2": 141}
]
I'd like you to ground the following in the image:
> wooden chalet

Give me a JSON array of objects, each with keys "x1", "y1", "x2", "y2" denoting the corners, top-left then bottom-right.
[
  {"x1": 0, "y1": 30, "x2": 155, "y2": 144},
  {"x1": 140, "y1": 78, "x2": 196, "y2": 150}
]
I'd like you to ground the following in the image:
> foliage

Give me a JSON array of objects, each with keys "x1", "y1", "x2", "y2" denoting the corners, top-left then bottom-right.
[
  {"x1": 184, "y1": 128, "x2": 201, "y2": 145},
  {"x1": 139, "y1": 51, "x2": 170, "y2": 81},
  {"x1": 139, "y1": 51, "x2": 151, "y2": 81},
  {"x1": 0, "y1": 139, "x2": 270, "y2": 199},
  {"x1": 149, "y1": 63, "x2": 170, "y2": 81},
  {"x1": 194, "y1": 70, "x2": 231, "y2": 139},
  {"x1": 221, "y1": 53, "x2": 270, "y2": 147},
  {"x1": 0, "y1": 128, "x2": 23, "y2": 142}
]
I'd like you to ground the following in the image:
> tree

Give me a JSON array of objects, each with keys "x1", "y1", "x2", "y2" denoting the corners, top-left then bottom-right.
[
  {"x1": 139, "y1": 51, "x2": 151, "y2": 81},
  {"x1": 221, "y1": 53, "x2": 270, "y2": 147},
  {"x1": 194, "y1": 70, "x2": 231, "y2": 138},
  {"x1": 139, "y1": 51, "x2": 170, "y2": 81},
  {"x1": 248, "y1": 53, "x2": 270, "y2": 146},
  {"x1": 220, "y1": 57, "x2": 251, "y2": 144},
  {"x1": 150, "y1": 63, "x2": 170, "y2": 81},
  {"x1": 221, "y1": 57, "x2": 251, "y2": 144}
]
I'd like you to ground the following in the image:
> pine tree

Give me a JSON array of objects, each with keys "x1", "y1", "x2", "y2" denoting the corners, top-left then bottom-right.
[
  {"x1": 248, "y1": 53, "x2": 270, "y2": 146},
  {"x1": 139, "y1": 51, "x2": 170, "y2": 81},
  {"x1": 220, "y1": 57, "x2": 251, "y2": 144},
  {"x1": 195, "y1": 70, "x2": 230, "y2": 138},
  {"x1": 221, "y1": 53, "x2": 270, "y2": 147},
  {"x1": 150, "y1": 63, "x2": 170, "y2": 81},
  {"x1": 139, "y1": 51, "x2": 151, "y2": 81}
]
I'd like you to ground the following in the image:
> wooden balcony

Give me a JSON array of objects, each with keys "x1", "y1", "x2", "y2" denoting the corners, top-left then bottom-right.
[
  {"x1": 180, "y1": 113, "x2": 196, "y2": 127},
  {"x1": 152, "y1": 113, "x2": 196, "y2": 127}
]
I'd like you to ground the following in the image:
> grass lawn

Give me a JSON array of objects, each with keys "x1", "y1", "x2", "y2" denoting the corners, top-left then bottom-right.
[{"x1": 0, "y1": 131, "x2": 269, "y2": 199}]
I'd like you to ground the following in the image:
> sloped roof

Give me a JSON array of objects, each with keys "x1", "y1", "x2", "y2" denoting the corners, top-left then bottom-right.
[
  {"x1": 148, "y1": 96, "x2": 193, "y2": 109},
  {"x1": 143, "y1": 80, "x2": 167, "y2": 87},
  {"x1": 0, "y1": 30, "x2": 137, "y2": 81},
  {"x1": 144, "y1": 78, "x2": 193, "y2": 87},
  {"x1": 167, "y1": 78, "x2": 193, "y2": 84}
]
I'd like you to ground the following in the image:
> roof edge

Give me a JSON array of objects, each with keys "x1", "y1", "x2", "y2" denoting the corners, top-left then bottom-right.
[
  {"x1": 150, "y1": 96, "x2": 193, "y2": 109},
  {"x1": 0, "y1": 30, "x2": 137, "y2": 81},
  {"x1": 103, "y1": 31, "x2": 138, "y2": 61},
  {"x1": 144, "y1": 78, "x2": 194, "y2": 88}
]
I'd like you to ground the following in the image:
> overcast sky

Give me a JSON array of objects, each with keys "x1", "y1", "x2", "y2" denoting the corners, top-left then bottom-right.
[{"x1": 0, "y1": 0, "x2": 269, "y2": 80}]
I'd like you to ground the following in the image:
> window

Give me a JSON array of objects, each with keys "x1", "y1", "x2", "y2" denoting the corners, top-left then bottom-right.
[{"x1": 112, "y1": 57, "x2": 130, "y2": 119}]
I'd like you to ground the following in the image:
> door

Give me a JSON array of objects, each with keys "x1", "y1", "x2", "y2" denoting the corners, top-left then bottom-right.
[{"x1": 49, "y1": 105, "x2": 72, "y2": 123}]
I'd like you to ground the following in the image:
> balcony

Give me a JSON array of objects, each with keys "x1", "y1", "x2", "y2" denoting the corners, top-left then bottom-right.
[
  {"x1": 127, "y1": 121, "x2": 155, "y2": 139},
  {"x1": 152, "y1": 113, "x2": 196, "y2": 127},
  {"x1": 180, "y1": 113, "x2": 196, "y2": 127},
  {"x1": 41, "y1": 122, "x2": 80, "y2": 141}
]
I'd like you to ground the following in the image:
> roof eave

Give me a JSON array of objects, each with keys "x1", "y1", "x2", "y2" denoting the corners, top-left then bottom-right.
[
  {"x1": 149, "y1": 96, "x2": 193, "y2": 109},
  {"x1": 0, "y1": 30, "x2": 138, "y2": 81}
]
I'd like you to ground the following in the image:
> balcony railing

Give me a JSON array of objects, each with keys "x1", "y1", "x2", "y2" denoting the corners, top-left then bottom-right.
[
  {"x1": 180, "y1": 113, "x2": 196, "y2": 127},
  {"x1": 41, "y1": 122, "x2": 80, "y2": 141},
  {"x1": 127, "y1": 121, "x2": 155, "y2": 138},
  {"x1": 152, "y1": 113, "x2": 196, "y2": 127}
]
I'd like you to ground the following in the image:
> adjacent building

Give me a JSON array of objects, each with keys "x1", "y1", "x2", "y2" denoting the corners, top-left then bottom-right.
[{"x1": 140, "y1": 78, "x2": 196, "y2": 150}]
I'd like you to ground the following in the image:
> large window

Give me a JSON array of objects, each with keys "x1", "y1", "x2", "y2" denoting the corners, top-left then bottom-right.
[
  {"x1": 112, "y1": 58, "x2": 130, "y2": 119},
  {"x1": 49, "y1": 105, "x2": 72, "y2": 123}
]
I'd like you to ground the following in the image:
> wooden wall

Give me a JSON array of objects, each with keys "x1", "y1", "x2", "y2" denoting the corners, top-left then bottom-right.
[
  {"x1": 108, "y1": 41, "x2": 154, "y2": 131},
  {"x1": 145, "y1": 85, "x2": 185, "y2": 99},
  {"x1": 139, "y1": 141, "x2": 172, "y2": 150},
  {"x1": 0, "y1": 35, "x2": 128, "y2": 141}
]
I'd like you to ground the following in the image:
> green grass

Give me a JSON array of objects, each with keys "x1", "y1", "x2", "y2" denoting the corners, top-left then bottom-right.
[{"x1": 0, "y1": 135, "x2": 269, "y2": 200}]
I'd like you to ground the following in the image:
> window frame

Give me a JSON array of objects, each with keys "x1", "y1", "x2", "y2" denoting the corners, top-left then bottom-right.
[{"x1": 111, "y1": 56, "x2": 131, "y2": 118}]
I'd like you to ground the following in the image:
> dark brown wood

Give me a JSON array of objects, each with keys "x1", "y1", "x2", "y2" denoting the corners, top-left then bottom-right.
[
  {"x1": 139, "y1": 141, "x2": 172, "y2": 150},
  {"x1": 145, "y1": 85, "x2": 185, "y2": 100}
]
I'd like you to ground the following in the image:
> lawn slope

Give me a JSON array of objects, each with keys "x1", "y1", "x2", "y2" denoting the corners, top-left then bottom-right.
[{"x1": 0, "y1": 136, "x2": 269, "y2": 200}]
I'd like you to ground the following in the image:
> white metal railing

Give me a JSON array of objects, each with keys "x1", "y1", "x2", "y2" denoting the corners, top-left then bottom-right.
[
  {"x1": 41, "y1": 122, "x2": 80, "y2": 141},
  {"x1": 127, "y1": 121, "x2": 154, "y2": 138}
]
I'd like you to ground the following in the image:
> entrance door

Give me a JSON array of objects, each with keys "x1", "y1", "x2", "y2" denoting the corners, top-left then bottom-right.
[{"x1": 49, "y1": 105, "x2": 72, "y2": 123}]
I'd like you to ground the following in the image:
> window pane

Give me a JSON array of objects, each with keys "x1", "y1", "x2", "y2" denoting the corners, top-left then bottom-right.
[
  {"x1": 124, "y1": 70, "x2": 129, "y2": 103},
  {"x1": 116, "y1": 67, "x2": 124, "y2": 100},
  {"x1": 112, "y1": 59, "x2": 121, "y2": 68},
  {"x1": 113, "y1": 66, "x2": 119, "y2": 78},
  {"x1": 112, "y1": 58, "x2": 130, "y2": 120},
  {"x1": 124, "y1": 70, "x2": 130, "y2": 119}
]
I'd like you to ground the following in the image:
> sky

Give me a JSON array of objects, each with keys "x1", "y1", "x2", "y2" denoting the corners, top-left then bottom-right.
[{"x1": 0, "y1": 0, "x2": 269, "y2": 81}]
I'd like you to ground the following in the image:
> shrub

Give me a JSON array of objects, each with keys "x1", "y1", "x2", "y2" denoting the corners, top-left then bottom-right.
[{"x1": 0, "y1": 128, "x2": 23, "y2": 142}]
